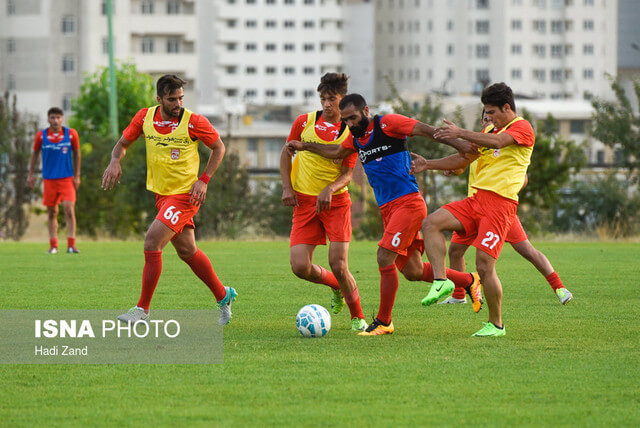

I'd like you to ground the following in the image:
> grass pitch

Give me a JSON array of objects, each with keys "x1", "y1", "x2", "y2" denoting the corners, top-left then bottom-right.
[{"x1": 1, "y1": 240, "x2": 639, "y2": 426}]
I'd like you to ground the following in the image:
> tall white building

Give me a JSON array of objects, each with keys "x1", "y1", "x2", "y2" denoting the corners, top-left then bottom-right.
[
  {"x1": 374, "y1": 0, "x2": 618, "y2": 102},
  {"x1": 0, "y1": 0, "x2": 199, "y2": 121}
]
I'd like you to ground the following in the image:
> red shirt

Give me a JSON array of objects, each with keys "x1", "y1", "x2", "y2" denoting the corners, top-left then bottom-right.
[
  {"x1": 498, "y1": 119, "x2": 535, "y2": 147},
  {"x1": 288, "y1": 113, "x2": 357, "y2": 168},
  {"x1": 341, "y1": 113, "x2": 418, "y2": 150},
  {"x1": 33, "y1": 128, "x2": 80, "y2": 151},
  {"x1": 123, "y1": 107, "x2": 220, "y2": 148}
]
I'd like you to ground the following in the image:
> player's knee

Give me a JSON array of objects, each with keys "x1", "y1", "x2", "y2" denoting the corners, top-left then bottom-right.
[
  {"x1": 328, "y1": 259, "x2": 348, "y2": 279},
  {"x1": 290, "y1": 260, "x2": 311, "y2": 279},
  {"x1": 401, "y1": 266, "x2": 421, "y2": 281},
  {"x1": 475, "y1": 260, "x2": 493, "y2": 279}
]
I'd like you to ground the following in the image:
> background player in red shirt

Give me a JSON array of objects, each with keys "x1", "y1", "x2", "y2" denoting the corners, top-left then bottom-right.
[
  {"x1": 27, "y1": 107, "x2": 81, "y2": 254},
  {"x1": 101, "y1": 75, "x2": 237, "y2": 326}
]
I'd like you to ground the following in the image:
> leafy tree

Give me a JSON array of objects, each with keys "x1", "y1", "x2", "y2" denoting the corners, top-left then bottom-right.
[
  {"x1": 68, "y1": 62, "x2": 156, "y2": 237},
  {"x1": 0, "y1": 92, "x2": 39, "y2": 240},
  {"x1": 591, "y1": 77, "x2": 640, "y2": 181}
]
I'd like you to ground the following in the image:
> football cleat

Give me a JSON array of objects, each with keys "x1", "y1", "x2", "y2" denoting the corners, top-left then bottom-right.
[
  {"x1": 358, "y1": 318, "x2": 394, "y2": 336},
  {"x1": 117, "y1": 306, "x2": 149, "y2": 324},
  {"x1": 67, "y1": 247, "x2": 80, "y2": 254},
  {"x1": 472, "y1": 322, "x2": 506, "y2": 337},
  {"x1": 438, "y1": 296, "x2": 468, "y2": 304},
  {"x1": 555, "y1": 287, "x2": 573, "y2": 305},
  {"x1": 48, "y1": 247, "x2": 58, "y2": 254},
  {"x1": 421, "y1": 279, "x2": 454, "y2": 306},
  {"x1": 351, "y1": 317, "x2": 368, "y2": 331},
  {"x1": 330, "y1": 288, "x2": 345, "y2": 315},
  {"x1": 465, "y1": 272, "x2": 483, "y2": 313},
  {"x1": 217, "y1": 286, "x2": 237, "y2": 325}
]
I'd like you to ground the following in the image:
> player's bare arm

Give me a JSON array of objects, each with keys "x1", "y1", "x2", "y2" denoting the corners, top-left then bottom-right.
[
  {"x1": 316, "y1": 164, "x2": 353, "y2": 214},
  {"x1": 280, "y1": 145, "x2": 298, "y2": 207},
  {"x1": 26, "y1": 148, "x2": 40, "y2": 188},
  {"x1": 101, "y1": 135, "x2": 135, "y2": 190},
  {"x1": 286, "y1": 140, "x2": 353, "y2": 159},
  {"x1": 411, "y1": 122, "x2": 478, "y2": 155},
  {"x1": 190, "y1": 137, "x2": 225, "y2": 207},
  {"x1": 72, "y1": 145, "x2": 81, "y2": 189},
  {"x1": 434, "y1": 119, "x2": 515, "y2": 149},
  {"x1": 409, "y1": 151, "x2": 479, "y2": 175}
]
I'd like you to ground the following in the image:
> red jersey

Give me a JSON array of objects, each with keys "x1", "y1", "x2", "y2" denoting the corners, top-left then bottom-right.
[
  {"x1": 33, "y1": 128, "x2": 80, "y2": 151},
  {"x1": 341, "y1": 113, "x2": 418, "y2": 149},
  {"x1": 123, "y1": 107, "x2": 220, "y2": 148}
]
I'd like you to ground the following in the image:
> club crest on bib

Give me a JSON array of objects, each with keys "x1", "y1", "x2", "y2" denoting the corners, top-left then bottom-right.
[
  {"x1": 171, "y1": 148, "x2": 180, "y2": 160},
  {"x1": 62, "y1": 146, "x2": 69, "y2": 154},
  {"x1": 493, "y1": 149, "x2": 500, "y2": 157}
]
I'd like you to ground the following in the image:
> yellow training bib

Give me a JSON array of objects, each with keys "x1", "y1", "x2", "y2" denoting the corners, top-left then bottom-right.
[
  {"x1": 470, "y1": 117, "x2": 533, "y2": 201},
  {"x1": 143, "y1": 106, "x2": 199, "y2": 195},
  {"x1": 291, "y1": 111, "x2": 351, "y2": 196}
]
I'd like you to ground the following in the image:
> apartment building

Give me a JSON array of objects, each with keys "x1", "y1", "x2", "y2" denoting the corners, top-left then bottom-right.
[{"x1": 374, "y1": 0, "x2": 618, "y2": 101}]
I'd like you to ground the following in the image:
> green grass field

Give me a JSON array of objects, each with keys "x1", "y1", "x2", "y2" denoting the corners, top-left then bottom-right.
[{"x1": 1, "y1": 240, "x2": 639, "y2": 426}]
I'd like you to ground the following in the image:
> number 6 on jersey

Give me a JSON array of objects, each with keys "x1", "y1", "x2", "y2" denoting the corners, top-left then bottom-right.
[{"x1": 163, "y1": 205, "x2": 182, "y2": 225}]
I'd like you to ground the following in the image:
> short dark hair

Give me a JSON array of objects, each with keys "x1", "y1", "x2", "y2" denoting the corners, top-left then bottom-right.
[
  {"x1": 317, "y1": 72, "x2": 349, "y2": 96},
  {"x1": 47, "y1": 107, "x2": 64, "y2": 117},
  {"x1": 156, "y1": 74, "x2": 186, "y2": 97},
  {"x1": 339, "y1": 93, "x2": 367, "y2": 111},
  {"x1": 481, "y1": 82, "x2": 516, "y2": 112}
]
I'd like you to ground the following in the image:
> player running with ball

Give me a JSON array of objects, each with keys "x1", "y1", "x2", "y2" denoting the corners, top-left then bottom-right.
[{"x1": 101, "y1": 75, "x2": 237, "y2": 326}]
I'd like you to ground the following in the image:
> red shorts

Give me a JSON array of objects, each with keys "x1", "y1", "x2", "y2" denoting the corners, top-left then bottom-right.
[
  {"x1": 443, "y1": 190, "x2": 518, "y2": 259},
  {"x1": 290, "y1": 191, "x2": 352, "y2": 246},
  {"x1": 379, "y1": 192, "x2": 427, "y2": 257},
  {"x1": 43, "y1": 177, "x2": 76, "y2": 206},
  {"x1": 155, "y1": 193, "x2": 200, "y2": 235},
  {"x1": 451, "y1": 214, "x2": 528, "y2": 246}
]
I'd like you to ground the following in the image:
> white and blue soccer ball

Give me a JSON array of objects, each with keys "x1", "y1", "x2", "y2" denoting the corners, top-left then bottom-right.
[{"x1": 296, "y1": 304, "x2": 331, "y2": 338}]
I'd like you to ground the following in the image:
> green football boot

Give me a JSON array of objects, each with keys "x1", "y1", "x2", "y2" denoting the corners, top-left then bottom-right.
[
  {"x1": 472, "y1": 322, "x2": 506, "y2": 337},
  {"x1": 421, "y1": 279, "x2": 454, "y2": 306}
]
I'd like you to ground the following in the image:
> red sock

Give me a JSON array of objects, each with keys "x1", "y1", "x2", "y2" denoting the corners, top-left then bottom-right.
[
  {"x1": 49, "y1": 237, "x2": 58, "y2": 249},
  {"x1": 67, "y1": 237, "x2": 76, "y2": 248},
  {"x1": 310, "y1": 266, "x2": 340, "y2": 290},
  {"x1": 137, "y1": 251, "x2": 162, "y2": 310},
  {"x1": 184, "y1": 249, "x2": 227, "y2": 301},
  {"x1": 421, "y1": 263, "x2": 468, "y2": 299},
  {"x1": 545, "y1": 272, "x2": 564, "y2": 291},
  {"x1": 377, "y1": 264, "x2": 398, "y2": 325},
  {"x1": 343, "y1": 288, "x2": 365, "y2": 320}
]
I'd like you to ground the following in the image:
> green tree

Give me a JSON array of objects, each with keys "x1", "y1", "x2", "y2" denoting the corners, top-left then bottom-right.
[
  {"x1": 591, "y1": 77, "x2": 640, "y2": 181},
  {"x1": 0, "y1": 92, "x2": 39, "y2": 240},
  {"x1": 68, "y1": 62, "x2": 156, "y2": 237}
]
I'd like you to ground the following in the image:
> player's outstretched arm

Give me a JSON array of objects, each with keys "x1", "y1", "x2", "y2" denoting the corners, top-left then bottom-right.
[
  {"x1": 411, "y1": 122, "x2": 479, "y2": 155},
  {"x1": 434, "y1": 119, "x2": 515, "y2": 149},
  {"x1": 280, "y1": 145, "x2": 298, "y2": 207},
  {"x1": 189, "y1": 137, "x2": 225, "y2": 207},
  {"x1": 101, "y1": 136, "x2": 134, "y2": 190},
  {"x1": 286, "y1": 140, "x2": 353, "y2": 159},
  {"x1": 409, "y1": 152, "x2": 478, "y2": 175}
]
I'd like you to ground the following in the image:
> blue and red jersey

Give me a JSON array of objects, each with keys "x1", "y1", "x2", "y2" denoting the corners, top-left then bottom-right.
[
  {"x1": 341, "y1": 114, "x2": 419, "y2": 206},
  {"x1": 33, "y1": 127, "x2": 80, "y2": 180}
]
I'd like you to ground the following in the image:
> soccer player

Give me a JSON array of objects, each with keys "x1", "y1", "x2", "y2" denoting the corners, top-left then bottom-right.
[
  {"x1": 414, "y1": 82, "x2": 535, "y2": 337},
  {"x1": 27, "y1": 107, "x2": 81, "y2": 254},
  {"x1": 101, "y1": 74, "x2": 237, "y2": 325},
  {"x1": 280, "y1": 73, "x2": 367, "y2": 331},
  {"x1": 437, "y1": 111, "x2": 573, "y2": 306},
  {"x1": 286, "y1": 94, "x2": 481, "y2": 336}
]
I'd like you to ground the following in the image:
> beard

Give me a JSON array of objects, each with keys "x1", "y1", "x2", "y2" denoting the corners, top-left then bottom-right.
[
  {"x1": 349, "y1": 115, "x2": 370, "y2": 138},
  {"x1": 162, "y1": 104, "x2": 181, "y2": 118}
]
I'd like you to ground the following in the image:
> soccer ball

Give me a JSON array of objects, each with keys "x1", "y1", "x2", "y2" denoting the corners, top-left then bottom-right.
[{"x1": 296, "y1": 304, "x2": 331, "y2": 338}]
